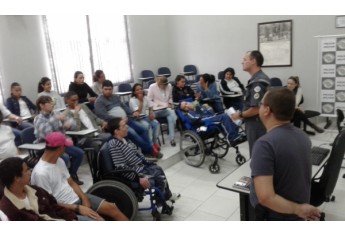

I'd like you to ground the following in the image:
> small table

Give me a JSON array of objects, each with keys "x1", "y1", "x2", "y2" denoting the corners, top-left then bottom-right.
[{"x1": 66, "y1": 129, "x2": 98, "y2": 136}]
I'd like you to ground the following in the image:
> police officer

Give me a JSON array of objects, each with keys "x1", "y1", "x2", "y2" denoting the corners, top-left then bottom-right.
[{"x1": 231, "y1": 50, "x2": 270, "y2": 155}]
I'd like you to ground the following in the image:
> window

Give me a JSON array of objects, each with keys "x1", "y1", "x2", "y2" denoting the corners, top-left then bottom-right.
[{"x1": 43, "y1": 15, "x2": 132, "y2": 93}]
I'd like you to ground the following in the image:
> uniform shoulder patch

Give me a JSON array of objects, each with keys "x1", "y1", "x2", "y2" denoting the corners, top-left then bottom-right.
[
  {"x1": 254, "y1": 86, "x2": 261, "y2": 92},
  {"x1": 254, "y1": 93, "x2": 260, "y2": 99}
]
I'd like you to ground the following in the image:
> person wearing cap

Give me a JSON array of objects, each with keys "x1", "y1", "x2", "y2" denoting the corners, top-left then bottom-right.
[
  {"x1": 0, "y1": 157, "x2": 77, "y2": 221},
  {"x1": 31, "y1": 132, "x2": 128, "y2": 221},
  {"x1": 34, "y1": 95, "x2": 84, "y2": 185},
  {"x1": 147, "y1": 76, "x2": 177, "y2": 146},
  {"x1": 107, "y1": 117, "x2": 181, "y2": 204}
]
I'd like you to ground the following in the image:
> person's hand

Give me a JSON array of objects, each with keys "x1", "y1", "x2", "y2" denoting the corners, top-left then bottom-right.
[
  {"x1": 78, "y1": 205, "x2": 104, "y2": 220},
  {"x1": 296, "y1": 204, "x2": 321, "y2": 220},
  {"x1": 101, "y1": 122, "x2": 108, "y2": 130},
  {"x1": 88, "y1": 97, "x2": 97, "y2": 103},
  {"x1": 74, "y1": 104, "x2": 81, "y2": 113},
  {"x1": 195, "y1": 92, "x2": 201, "y2": 99},
  {"x1": 15, "y1": 116, "x2": 22, "y2": 125},
  {"x1": 296, "y1": 107, "x2": 304, "y2": 113},
  {"x1": 149, "y1": 112, "x2": 155, "y2": 121},
  {"x1": 81, "y1": 195, "x2": 92, "y2": 208},
  {"x1": 132, "y1": 111, "x2": 140, "y2": 117},
  {"x1": 139, "y1": 177, "x2": 150, "y2": 189}
]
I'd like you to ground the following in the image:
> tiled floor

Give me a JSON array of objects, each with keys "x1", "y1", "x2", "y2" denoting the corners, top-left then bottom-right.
[{"x1": 79, "y1": 122, "x2": 345, "y2": 221}]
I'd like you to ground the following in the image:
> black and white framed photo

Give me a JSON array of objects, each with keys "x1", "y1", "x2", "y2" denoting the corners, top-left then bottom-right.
[
  {"x1": 258, "y1": 20, "x2": 292, "y2": 67},
  {"x1": 336, "y1": 15, "x2": 345, "y2": 28}
]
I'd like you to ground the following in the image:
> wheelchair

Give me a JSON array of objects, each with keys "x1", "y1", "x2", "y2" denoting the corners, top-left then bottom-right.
[
  {"x1": 86, "y1": 143, "x2": 175, "y2": 221},
  {"x1": 176, "y1": 104, "x2": 247, "y2": 174}
]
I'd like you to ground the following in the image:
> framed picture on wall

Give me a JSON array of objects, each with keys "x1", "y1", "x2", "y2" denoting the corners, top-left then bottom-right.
[{"x1": 258, "y1": 20, "x2": 292, "y2": 67}]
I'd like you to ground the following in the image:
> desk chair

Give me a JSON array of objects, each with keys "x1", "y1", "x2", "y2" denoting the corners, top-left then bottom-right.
[
  {"x1": 20, "y1": 127, "x2": 40, "y2": 168},
  {"x1": 183, "y1": 65, "x2": 197, "y2": 83},
  {"x1": 270, "y1": 77, "x2": 283, "y2": 87},
  {"x1": 141, "y1": 70, "x2": 155, "y2": 88},
  {"x1": 157, "y1": 67, "x2": 171, "y2": 79},
  {"x1": 310, "y1": 129, "x2": 345, "y2": 208}
]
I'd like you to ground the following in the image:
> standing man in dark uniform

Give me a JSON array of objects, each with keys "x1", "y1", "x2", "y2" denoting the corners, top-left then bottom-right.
[{"x1": 231, "y1": 50, "x2": 270, "y2": 155}]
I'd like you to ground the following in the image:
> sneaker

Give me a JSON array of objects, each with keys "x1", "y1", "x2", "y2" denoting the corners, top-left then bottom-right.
[
  {"x1": 170, "y1": 140, "x2": 176, "y2": 147},
  {"x1": 152, "y1": 149, "x2": 164, "y2": 159},
  {"x1": 153, "y1": 143, "x2": 161, "y2": 151},
  {"x1": 71, "y1": 174, "x2": 84, "y2": 185},
  {"x1": 169, "y1": 193, "x2": 181, "y2": 202}
]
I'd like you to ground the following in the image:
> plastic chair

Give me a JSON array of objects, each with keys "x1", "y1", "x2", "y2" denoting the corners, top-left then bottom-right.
[
  {"x1": 118, "y1": 83, "x2": 132, "y2": 92},
  {"x1": 310, "y1": 129, "x2": 345, "y2": 207},
  {"x1": 157, "y1": 67, "x2": 171, "y2": 78},
  {"x1": 141, "y1": 70, "x2": 155, "y2": 89},
  {"x1": 183, "y1": 65, "x2": 197, "y2": 82},
  {"x1": 218, "y1": 71, "x2": 224, "y2": 80}
]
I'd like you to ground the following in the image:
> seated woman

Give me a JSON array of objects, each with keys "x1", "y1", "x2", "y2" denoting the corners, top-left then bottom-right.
[
  {"x1": 0, "y1": 157, "x2": 77, "y2": 221},
  {"x1": 179, "y1": 100, "x2": 245, "y2": 145},
  {"x1": 6, "y1": 82, "x2": 36, "y2": 129},
  {"x1": 91, "y1": 70, "x2": 106, "y2": 96},
  {"x1": 129, "y1": 83, "x2": 160, "y2": 151},
  {"x1": 34, "y1": 96, "x2": 85, "y2": 185},
  {"x1": 147, "y1": 76, "x2": 177, "y2": 146},
  {"x1": 287, "y1": 76, "x2": 324, "y2": 134},
  {"x1": 0, "y1": 111, "x2": 18, "y2": 160},
  {"x1": 219, "y1": 67, "x2": 245, "y2": 111},
  {"x1": 196, "y1": 73, "x2": 223, "y2": 113},
  {"x1": 69, "y1": 71, "x2": 98, "y2": 110},
  {"x1": 172, "y1": 75, "x2": 198, "y2": 103},
  {"x1": 37, "y1": 77, "x2": 66, "y2": 111}
]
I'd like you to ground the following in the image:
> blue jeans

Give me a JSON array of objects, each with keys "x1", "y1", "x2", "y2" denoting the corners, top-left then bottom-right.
[
  {"x1": 154, "y1": 109, "x2": 177, "y2": 141},
  {"x1": 127, "y1": 119, "x2": 153, "y2": 155},
  {"x1": 208, "y1": 113, "x2": 239, "y2": 141},
  {"x1": 12, "y1": 122, "x2": 34, "y2": 146},
  {"x1": 62, "y1": 146, "x2": 84, "y2": 176},
  {"x1": 139, "y1": 117, "x2": 160, "y2": 145}
]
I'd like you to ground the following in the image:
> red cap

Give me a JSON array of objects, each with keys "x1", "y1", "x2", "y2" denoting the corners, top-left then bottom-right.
[{"x1": 45, "y1": 132, "x2": 73, "y2": 148}]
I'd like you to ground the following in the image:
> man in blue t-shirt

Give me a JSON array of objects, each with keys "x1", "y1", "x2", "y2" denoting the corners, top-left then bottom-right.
[{"x1": 250, "y1": 87, "x2": 321, "y2": 221}]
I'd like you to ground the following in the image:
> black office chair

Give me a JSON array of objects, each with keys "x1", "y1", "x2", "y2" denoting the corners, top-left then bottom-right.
[
  {"x1": 157, "y1": 67, "x2": 171, "y2": 78},
  {"x1": 155, "y1": 117, "x2": 169, "y2": 145},
  {"x1": 270, "y1": 77, "x2": 283, "y2": 87},
  {"x1": 310, "y1": 129, "x2": 345, "y2": 207},
  {"x1": 20, "y1": 127, "x2": 41, "y2": 168},
  {"x1": 218, "y1": 71, "x2": 224, "y2": 81}
]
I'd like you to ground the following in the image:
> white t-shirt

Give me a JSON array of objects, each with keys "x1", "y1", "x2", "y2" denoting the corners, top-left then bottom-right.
[
  {"x1": 19, "y1": 98, "x2": 31, "y2": 117},
  {"x1": 0, "y1": 125, "x2": 17, "y2": 160},
  {"x1": 108, "y1": 106, "x2": 127, "y2": 118},
  {"x1": 31, "y1": 158, "x2": 79, "y2": 204},
  {"x1": 129, "y1": 97, "x2": 151, "y2": 115}
]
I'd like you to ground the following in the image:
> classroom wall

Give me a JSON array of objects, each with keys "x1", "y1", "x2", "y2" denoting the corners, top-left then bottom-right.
[
  {"x1": 128, "y1": 15, "x2": 342, "y2": 111},
  {"x1": 0, "y1": 15, "x2": 342, "y2": 112}
]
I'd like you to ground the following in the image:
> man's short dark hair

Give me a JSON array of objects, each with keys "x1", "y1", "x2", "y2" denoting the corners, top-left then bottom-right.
[
  {"x1": 0, "y1": 157, "x2": 24, "y2": 188},
  {"x1": 107, "y1": 117, "x2": 123, "y2": 135},
  {"x1": 264, "y1": 87, "x2": 296, "y2": 121},
  {"x1": 249, "y1": 50, "x2": 264, "y2": 67},
  {"x1": 102, "y1": 80, "x2": 114, "y2": 88},
  {"x1": 64, "y1": 91, "x2": 78, "y2": 99}
]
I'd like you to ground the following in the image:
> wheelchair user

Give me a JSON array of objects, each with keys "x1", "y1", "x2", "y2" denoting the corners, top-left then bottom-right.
[
  {"x1": 106, "y1": 117, "x2": 181, "y2": 204},
  {"x1": 179, "y1": 100, "x2": 245, "y2": 145}
]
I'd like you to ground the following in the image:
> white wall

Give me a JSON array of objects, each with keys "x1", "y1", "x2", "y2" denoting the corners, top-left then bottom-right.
[
  {"x1": 0, "y1": 15, "x2": 50, "y2": 102},
  {"x1": 0, "y1": 15, "x2": 342, "y2": 112},
  {"x1": 128, "y1": 15, "x2": 342, "y2": 111}
]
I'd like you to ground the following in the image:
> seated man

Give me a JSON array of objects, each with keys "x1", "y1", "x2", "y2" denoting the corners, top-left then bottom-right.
[
  {"x1": 0, "y1": 157, "x2": 77, "y2": 221},
  {"x1": 95, "y1": 80, "x2": 162, "y2": 158},
  {"x1": 106, "y1": 117, "x2": 181, "y2": 204},
  {"x1": 31, "y1": 132, "x2": 128, "y2": 221},
  {"x1": 179, "y1": 100, "x2": 245, "y2": 145},
  {"x1": 0, "y1": 111, "x2": 18, "y2": 160}
]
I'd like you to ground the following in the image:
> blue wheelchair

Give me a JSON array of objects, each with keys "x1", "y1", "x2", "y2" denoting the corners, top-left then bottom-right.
[
  {"x1": 86, "y1": 143, "x2": 175, "y2": 220},
  {"x1": 176, "y1": 102, "x2": 247, "y2": 173}
]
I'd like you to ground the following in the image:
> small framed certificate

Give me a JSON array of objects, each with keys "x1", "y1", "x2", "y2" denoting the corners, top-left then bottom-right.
[{"x1": 335, "y1": 16, "x2": 345, "y2": 28}]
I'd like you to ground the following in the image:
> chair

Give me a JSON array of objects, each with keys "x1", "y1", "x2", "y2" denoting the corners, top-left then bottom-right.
[
  {"x1": 310, "y1": 129, "x2": 345, "y2": 207},
  {"x1": 140, "y1": 70, "x2": 155, "y2": 88},
  {"x1": 336, "y1": 109, "x2": 344, "y2": 132},
  {"x1": 183, "y1": 65, "x2": 197, "y2": 82},
  {"x1": 270, "y1": 77, "x2": 283, "y2": 87},
  {"x1": 157, "y1": 67, "x2": 171, "y2": 78},
  {"x1": 21, "y1": 126, "x2": 36, "y2": 144},
  {"x1": 218, "y1": 71, "x2": 224, "y2": 81},
  {"x1": 118, "y1": 83, "x2": 132, "y2": 93},
  {"x1": 20, "y1": 127, "x2": 41, "y2": 168},
  {"x1": 155, "y1": 117, "x2": 169, "y2": 145}
]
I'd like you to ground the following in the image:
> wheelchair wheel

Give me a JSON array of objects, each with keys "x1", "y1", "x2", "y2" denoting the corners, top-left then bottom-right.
[
  {"x1": 87, "y1": 180, "x2": 138, "y2": 220},
  {"x1": 180, "y1": 130, "x2": 205, "y2": 167},
  {"x1": 209, "y1": 163, "x2": 220, "y2": 173},
  {"x1": 212, "y1": 133, "x2": 229, "y2": 159},
  {"x1": 236, "y1": 154, "x2": 246, "y2": 165}
]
